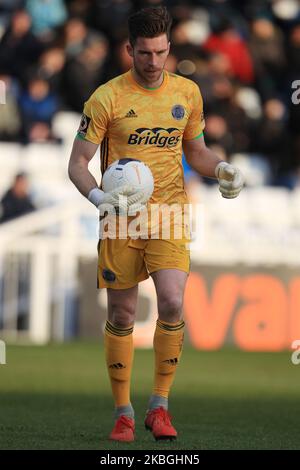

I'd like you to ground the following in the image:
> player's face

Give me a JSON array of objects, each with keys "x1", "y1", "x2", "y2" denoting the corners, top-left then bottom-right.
[{"x1": 127, "y1": 34, "x2": 170, "y2": 87}]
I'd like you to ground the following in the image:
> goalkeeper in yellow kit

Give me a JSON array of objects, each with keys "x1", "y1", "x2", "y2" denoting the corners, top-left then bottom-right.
[{"x1": 68, "y1": 6, "x2": 244, "y2": 442}]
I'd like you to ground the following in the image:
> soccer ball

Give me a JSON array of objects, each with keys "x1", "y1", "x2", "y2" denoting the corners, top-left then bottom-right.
[{"x1": 102, "y1": 158, "x2": 154, "y2": 202}]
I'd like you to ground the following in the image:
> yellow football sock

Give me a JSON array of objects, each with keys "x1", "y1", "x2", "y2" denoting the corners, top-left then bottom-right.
[
  {"x1": 153, "y1": 319, "x2": 185, "y2": 398},
  {"x1": 104, "y1": 320, "x2": 134, "y2": 407}
]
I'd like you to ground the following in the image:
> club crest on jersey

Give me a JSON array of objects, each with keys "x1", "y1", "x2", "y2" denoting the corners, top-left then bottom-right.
[
  {"x1": 77, "y1": 113, "x2": 91, "y2": 136},
  {"x1": 171, "y1": 104, "x2": 185, "y2": 120}
]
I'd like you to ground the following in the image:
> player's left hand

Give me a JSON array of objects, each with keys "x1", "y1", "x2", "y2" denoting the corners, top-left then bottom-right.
[
  {"x1": 126, "y1": 190, "x2": 148, "y2": 216},
  {"x1": 215, "y1": 162, "x2": 244, "y2": 199},
  {"x1": 115, "y1": 189, "x2": 148, "y2": 215}
]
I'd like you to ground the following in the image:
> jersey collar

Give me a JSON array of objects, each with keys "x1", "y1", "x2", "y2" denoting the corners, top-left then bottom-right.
[{"x1": 127, "y1": 69, "x2": 169, "y2": 94}]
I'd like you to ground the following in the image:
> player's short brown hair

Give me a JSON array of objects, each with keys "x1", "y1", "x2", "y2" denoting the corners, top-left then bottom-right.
[{"x1": 128, "y1": 6, "x2": 172, "y2": 46}]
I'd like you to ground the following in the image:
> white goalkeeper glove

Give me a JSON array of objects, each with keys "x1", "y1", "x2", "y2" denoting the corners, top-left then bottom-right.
[
  {"x1": 215, "y1": 162, "x2": 244, "y2": 199},
  {"x1": 88, "y1": 186, "x2": 146, "y2": 214}
]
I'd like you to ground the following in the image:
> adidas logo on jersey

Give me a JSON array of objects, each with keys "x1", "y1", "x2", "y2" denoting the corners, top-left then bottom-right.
[{"x1": 125, "y1": 109, "x2": 138, "y2": 118}]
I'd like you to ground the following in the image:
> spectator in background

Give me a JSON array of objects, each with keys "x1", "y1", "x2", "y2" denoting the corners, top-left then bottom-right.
[
  {"x1": 288, "y1": 26, "x2": 300, "y2": 175},
  {"x1": 63, "y1": 17, "x2": 91, "y2": 59},
  {"x1": 254, "y1": 98, "x2": 292, "y2": 185},
  {"x1": 195, "y1": 52, "x2": 233, "y2": 103},
  {"x1": 203, "y1": 17, "x2": 254, "y2": 84},
  {"x1": 287, "y1": 24, "x2": 300, "y2": 169},
  {"x1": 105, "y1": 38, "x2": 133, "y2": 78},
  {"x1": 249, "y1": 17, "x2": 286, "y2": 100},
  {"x1": 0, "y1": 173, "x2": 36, "y2": 224},
  {"x1": 63, "y1": 34, "x2": 109, "y2": 112},
  {"x1": 0, "y1": 74, "x2": 21, "y2": 141},
  {"x1": 35, "y1": 46, "x2": 66, "y2": 95},
  {"x1": 0, "y1": 0, "x2": 24, "y2": 32},
  {"x1": 19, "y1": 77, "x2": 59, "y2": 143},
  {"x1": 0, "y1": 0, "x2": 297, "y2": 189},
  {"x1": 66, "y1": 0, "x2": 93, "y2": 23},
  {"x1": 90, "y1": 0, "x2": 132, "y2": 43},
  {"x1": 0, "y1": 9, "x2": 43, "y2": 83},
  {"x1": 288, "y1": 23, "x2": 300, "y2": 79},
  {"x1": 204, "y1": 114, "x2": 233, "y2": 158},
  {"x1": 25, "y1": 0, "x2": 67, "y2": 40},
  {"x1": 207, "y1": 76, "x2": 252, "y2": 154},
  {"x1": 164, "y1": 52, "x2": 178, "y2": 73}
]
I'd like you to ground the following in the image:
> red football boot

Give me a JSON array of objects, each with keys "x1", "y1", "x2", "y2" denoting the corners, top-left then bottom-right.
[
  {"x1": 109, "y1": 415, "x2": 135, "y2": 442},
  {"x1": 145, "y1": 407, "x2": 177, "y2": 441}
]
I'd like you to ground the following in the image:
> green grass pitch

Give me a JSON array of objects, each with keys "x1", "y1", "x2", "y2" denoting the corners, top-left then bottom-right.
[{"x1": 0, "y1": 342, "x2": 299, "y2": 450}]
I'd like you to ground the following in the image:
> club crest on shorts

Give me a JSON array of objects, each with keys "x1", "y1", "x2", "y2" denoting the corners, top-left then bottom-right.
[
  {"x1": 102, "y1": 269, "x2": 116, "y2": 282},
  {"x1": 171, "y1": 105, "x2": 185, "y2": 120}
]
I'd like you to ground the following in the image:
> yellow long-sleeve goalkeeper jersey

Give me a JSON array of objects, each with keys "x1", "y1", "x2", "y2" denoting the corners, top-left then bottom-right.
[{"x1": 77, "y1": 69, "x2": 205, "y2": 207}]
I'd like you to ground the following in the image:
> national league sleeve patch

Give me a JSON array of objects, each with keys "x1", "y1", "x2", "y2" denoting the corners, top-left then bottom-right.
[{"x1": 77, "y1": 113, "x2": 91, "y2": 137}]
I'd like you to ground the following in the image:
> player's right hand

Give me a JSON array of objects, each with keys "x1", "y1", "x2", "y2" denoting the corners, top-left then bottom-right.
[
  {"x1": 88, "y1": 186, "x2": 145, "y2": 214},
  {"x1": 100, "y1": 185, "x2": 133, "y2": 207}
]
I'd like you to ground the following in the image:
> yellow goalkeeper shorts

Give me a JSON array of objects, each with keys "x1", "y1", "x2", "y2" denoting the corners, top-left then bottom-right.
[{"x1": 97, "y1": 237, "x2": 190, "y2": 289}]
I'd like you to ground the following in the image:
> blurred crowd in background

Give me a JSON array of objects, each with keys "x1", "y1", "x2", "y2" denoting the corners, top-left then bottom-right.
[{"x1": 0, "y1": 0, "x2": 300, "y2": 191}]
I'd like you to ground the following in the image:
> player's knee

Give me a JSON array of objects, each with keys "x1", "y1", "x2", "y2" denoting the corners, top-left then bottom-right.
[
  {"x1": 109, "y1": 304, "x2": 135, "y2": 329},
  {"x1": 158, "y1": 295, "x2": 183, "y2": 321}
]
